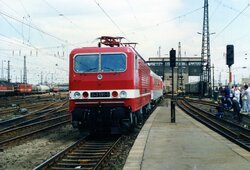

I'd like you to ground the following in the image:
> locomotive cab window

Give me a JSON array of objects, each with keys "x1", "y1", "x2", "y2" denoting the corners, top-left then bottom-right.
[
  {"x1": 74, "y1": 54, "x2": 99, "y2": 72},
  {"x1": 74, "y1": 53, "x2": 126, "y2": 73},
  {"x1": 101, "y1": 54, "x2": 126, "y2": 72}
]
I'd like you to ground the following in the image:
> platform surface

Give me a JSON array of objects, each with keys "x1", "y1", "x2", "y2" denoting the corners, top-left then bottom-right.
[{"x1": 123, "y1": 99, "x2": 250, "y2": 170}]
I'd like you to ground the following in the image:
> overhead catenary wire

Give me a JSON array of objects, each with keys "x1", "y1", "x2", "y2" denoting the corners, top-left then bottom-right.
[
  {"x1": 0, "y1": 33, "x2": 67, "y2": 66},
  {"x1": 0, "y1": 3, "x2": 71, "y2": 59},
  {"x1": 1, "y1": 15, "x2": 38, "y2": 49},
  {"x1": 126, "y1": 6, "x2": 203, "y2": 33},
  {"x1": 0, "y1": 33, "x2": 35, "y2": 49},
  {"x1": 18, "y1": 0, "x2": 32, "y2": 43},
  {"x1": 93, "y1": 0, "x2": 128, "y2": 39},
  {"x1": 125, "y1": 0, "x2": 148, "y2": 40},
  {"x1": 1, "y1": 15, "x2": 24, "y2": 40},
  {"x1": 0, "y1": 10, "x2": 69, "y2": 44},
  {"x1": 210, "y1": 0, "x2": 222, "y2": 20},
  {"x1": 18, "y1": 0, "x2": 30, "y2": 17},
  {"x1": 41, "y1": 0, "x2": 87, "y2": 34},
  {"x1": 213, "y1": 3, "x2": 250, "y2": 40},
  {"x1": 0, "y1": 0, "x2": 22, "y2": 17},
  {"x1": 212, "y1": 0, "x2": 250, "y2": 18}
]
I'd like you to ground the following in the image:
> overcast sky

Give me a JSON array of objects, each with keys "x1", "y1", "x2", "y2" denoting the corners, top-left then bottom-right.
[{"x1": 0, "y1": 0, "x2": 250, "y2": 84}]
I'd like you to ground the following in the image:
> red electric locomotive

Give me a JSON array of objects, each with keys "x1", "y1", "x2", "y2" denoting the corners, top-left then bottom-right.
[
  {"x1": 15, "y1": 83, "x2": 32, "y2": 94},
  {"x1": 0, "y1": 81, "x2": 14, "y2": 96},
  {"x1": 69, "y1": 36, "x2": 163, "y2": 134}
]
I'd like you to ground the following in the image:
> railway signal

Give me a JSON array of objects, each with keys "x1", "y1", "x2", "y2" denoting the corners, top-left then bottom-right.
[
  {"x1": 226, "y1": 45, "x2": 234, "y2": 88},
  {"x1": 170, "y1": 48, "x2": 176, "y2": 67},
  {"x1": 226, "y1": 45, "x2": 234, "y2": 67}
]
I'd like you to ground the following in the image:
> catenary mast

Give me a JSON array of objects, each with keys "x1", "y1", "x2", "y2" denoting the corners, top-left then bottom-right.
[{"x1": 200, "y1": 0, "x2": 211, "y2": 97}]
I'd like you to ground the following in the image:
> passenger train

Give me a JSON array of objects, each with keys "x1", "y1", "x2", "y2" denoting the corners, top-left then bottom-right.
[{"x1": 69, "y1": 36, "x2": 163, "y2": 134}]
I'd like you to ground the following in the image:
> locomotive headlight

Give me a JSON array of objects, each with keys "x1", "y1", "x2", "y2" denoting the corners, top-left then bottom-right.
[
  {"x1": 120, "y1": 91, "x2": 127, "y2": 98},
  {"x1": 73, "y1": 91, "x2": 81, "y2": 99}
]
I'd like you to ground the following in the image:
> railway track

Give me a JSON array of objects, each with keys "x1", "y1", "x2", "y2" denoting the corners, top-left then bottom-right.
[
  {"x1": 0, "y1": 101, "x2": 67, "y2": 129},
  {"x1": 178, "y1": 99, "x2": 250, "y2": 151},
  {"x1": 33, "y1": 136, "x2": 122, "y2": 170},
  {"x1": 186, "y1": 98, "x2": 250, "y2": 124},
  {"x1": 185, "y1": 98, "x2": 218, "y2": 107},
  {"x1": 0, "y1": 102, "x2": 70, "y2": 147},
  {"x1": 0, "y1": 113, "x2": 70, "y2": 147},
  {"x1": 0, "y1": 101, "x2": 62, "y2": 118},
  {"x1": 0, "y1": 93, "x2": 68, "y2": 108}
]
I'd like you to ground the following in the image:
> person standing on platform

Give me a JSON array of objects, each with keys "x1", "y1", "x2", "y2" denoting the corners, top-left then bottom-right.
[
  {"x1": 223, "y1": 86, "x2": 232, "y2": 110},
  {"x1": 224, "y1": 86, "x2": 230, "y2": 99},
  {"x1": 242, "y1": 85, "x2": 250, "y2": 115},
  {"x1": 232, "y1": 97, "x2": 241, "y2": 122},
  {"x1": 215, "y1": 100, "x2": 224, "y2": 118},
  {"x1": 241, "y1": 86, "x2": 247, "y2": 112},
  {"x1": 230, "y1": 86, "x2": 235, "y2": 98},
  {"x1": 234, "y1": 85, "x2": 240, "y2": 103}
]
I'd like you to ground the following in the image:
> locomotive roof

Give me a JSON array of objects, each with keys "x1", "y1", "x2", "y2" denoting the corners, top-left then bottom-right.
[
  {"x1": 70, "y1": 46, "x2": 147, "y2": 63},
  {"x1": 71, "y1": 46, "x2": 132, "y2": 52}
]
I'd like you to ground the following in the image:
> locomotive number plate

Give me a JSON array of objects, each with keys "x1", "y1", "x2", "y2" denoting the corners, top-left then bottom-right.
[{"x1": 90, "y1": 92, "x2": 110, "y2": 97}]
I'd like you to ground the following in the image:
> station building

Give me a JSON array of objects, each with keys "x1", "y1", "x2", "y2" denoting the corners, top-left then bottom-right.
[{"x1": 147, "y1": 57, "x2": 202, "y2": 92}]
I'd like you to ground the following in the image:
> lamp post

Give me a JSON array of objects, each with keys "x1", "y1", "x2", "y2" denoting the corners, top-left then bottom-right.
[
  {"x1": 170, "y1": 48, "x2": 176, "y2": 123},
  {"x1": 211, "y1": 64, "x2": 215, "y2": 95}
]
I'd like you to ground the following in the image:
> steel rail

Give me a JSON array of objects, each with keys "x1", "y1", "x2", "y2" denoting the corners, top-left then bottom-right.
[
  {"x1": 185, "y1": 98, "x2": 218, "y2": 107},
  {"x1": 33, "y1": 136, "x2": 122, "y2": 170},
  {"x1": 0, "y1": 103, "x2": 67, "y2": 129},
  {"x1": 0, "y1": 107, "x2": 67, "y2": 132},
  {"x1": 0, "y1": 113, "x2": 69, "y2": 138},
  {"x1": 0, "y1": 119, "x2": 70, "y2": 146},
  {"x1": 186, "y1": 98, "x2": 250, "y2": 122}
]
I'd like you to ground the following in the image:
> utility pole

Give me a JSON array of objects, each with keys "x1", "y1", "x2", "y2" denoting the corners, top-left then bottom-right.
[
  {"x1": 51, "y1": 73, "x2": 54, "y2": 84},
  {"x1": 158, "y1": 46, "x2": 161, "y2": 57},
  {"x1": 219, "y1": 72, "x2": 221, "y2": 85},
  {"x1": 1, "y1": 60, "x2": 4, "y2": 80},
  {"x1": 200, "y1": 0, "x2": 211, "y2": 97},
  {"x1": 177, "y1": 42, "x2": 183, "y2": 94},
  {"x1": 41, "y1": 71, "x2": 43, "y2": 85},
  {"x1": 23, "y1": 56, "x2": 27, "y2": 84},
  {"x1": 7, "y1": 60, "x2": 10, "y2": 83},
  {"x1": 20, "y1": 70, "x2": 22, "y2": 83}
]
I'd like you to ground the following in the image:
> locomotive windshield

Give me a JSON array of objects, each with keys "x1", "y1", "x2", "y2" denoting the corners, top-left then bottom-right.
[
  {"x1": 74, "y1": 54, "x2": 99, "y2": 72},
  {"x1": 74, "y1": 53, "x2": 126, "y2": 73}
]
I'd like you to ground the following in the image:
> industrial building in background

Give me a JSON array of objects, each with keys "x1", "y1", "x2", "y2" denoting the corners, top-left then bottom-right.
[{"x1": 147, "y1": 56, "x2": 202, "y2": 93}]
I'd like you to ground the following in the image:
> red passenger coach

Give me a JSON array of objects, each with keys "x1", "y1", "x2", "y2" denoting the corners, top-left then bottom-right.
[
  {"x1": 69, "y1": 36, "x2": 163, "y2": 134},
  {"x1": 150, "y1": 71, "x2": 163, "y2": 102}
]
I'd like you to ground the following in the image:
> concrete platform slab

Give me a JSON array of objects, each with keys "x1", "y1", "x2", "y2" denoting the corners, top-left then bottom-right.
[{"x1": 123, "y1": 100, "x2": 250, "y2": 170}]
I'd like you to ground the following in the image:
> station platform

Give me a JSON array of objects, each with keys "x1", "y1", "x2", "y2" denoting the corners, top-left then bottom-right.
[{"x1": 123, "y1": 99, "x2": 250, "y2": 170}]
